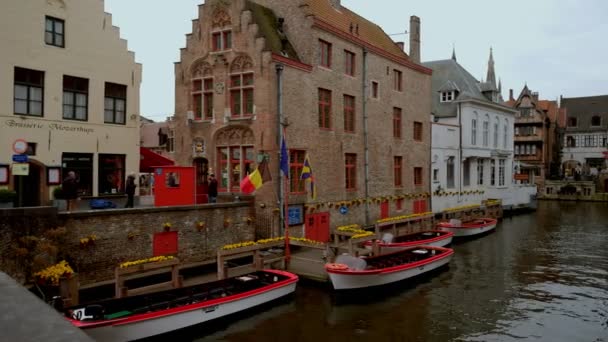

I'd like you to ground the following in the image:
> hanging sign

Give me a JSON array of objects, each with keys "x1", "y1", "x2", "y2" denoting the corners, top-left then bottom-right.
[{"x1": 11, "y1": 163, "x2": 29, "y2": 176}]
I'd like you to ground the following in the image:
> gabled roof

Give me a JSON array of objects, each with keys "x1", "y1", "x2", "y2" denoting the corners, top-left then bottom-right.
[
  {"x1": 246, "y1": 1, "x2": 299, "y2": 60},
  {"x1": 306, "y1": 0, "x2": 408, "y2": 58},
  {"x1": 438, "y1": 80, "x2": 460, "y2": 93},
  {"x1": 561, "y1": 95, "x2": 608, "y2": 116}
]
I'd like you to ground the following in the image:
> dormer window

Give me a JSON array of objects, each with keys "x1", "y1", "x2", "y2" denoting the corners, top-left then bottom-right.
[
  {"x1": 440, "y1": 91, "x2": 454, "y2": 102},
  {"x1": 591, "y1": 115, "x2": 601, "y2": 127}
]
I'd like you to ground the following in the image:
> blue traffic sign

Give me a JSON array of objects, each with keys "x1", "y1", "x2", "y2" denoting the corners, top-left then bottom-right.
[
  {"x1": 339, "y1": 205, "x2": 349, "y2": 215},
  {"x1": 12, "y1": 154, "x2": 28, "y2": 163}
]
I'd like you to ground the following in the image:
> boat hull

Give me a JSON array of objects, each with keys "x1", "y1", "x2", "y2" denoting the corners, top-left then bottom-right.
[
  {"x1": 365, "y1": 231, "x2": 453, "y2": 252},
  {"x1": 72, "y1": 271, "x2": 297, "y2": 341},
  {"x1": 326, "y1": 248, "x2": 453, "y2": 290},
  {"x1": 437, "y1": 219, "x2": 497, "y2": 237}
]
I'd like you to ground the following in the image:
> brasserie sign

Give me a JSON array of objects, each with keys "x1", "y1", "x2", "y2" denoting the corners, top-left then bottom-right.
[{"x1": 5, "y1": 119, "x2": 95, "y2": 134}]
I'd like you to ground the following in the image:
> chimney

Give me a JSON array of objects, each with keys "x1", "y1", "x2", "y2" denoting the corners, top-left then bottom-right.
[
  {"x1": 532, "y1": 92, "x2": 539, "y2": 102},
  {"x1": 509, "y1": 89, "x2": 514, "y2": 101},
  {"x1": 409, "y1": 16, "x2": 420, "y2": 63},
  {"x1": 329, "y1": 0, "x2": 341, "y2": 9},
  {"x1": 396, "y1": 42, "x2": 404, "y2": 50}
]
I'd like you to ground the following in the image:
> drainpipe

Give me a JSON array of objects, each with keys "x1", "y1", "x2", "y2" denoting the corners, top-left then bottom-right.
[
  {"x1": 362, "y1": 49, "x2": 370, "y2": 225},
  {"x1": 276, "y1": 63, "x2": 285, "y2": 235},
  {"x1": 458, "y1": 102, "x2": 462, "y2": 204}
]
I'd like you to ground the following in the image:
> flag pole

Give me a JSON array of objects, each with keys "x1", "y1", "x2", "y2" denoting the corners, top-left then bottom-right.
[{"x1": 276, "y1": 63, "x2": 290, "y2": 264}]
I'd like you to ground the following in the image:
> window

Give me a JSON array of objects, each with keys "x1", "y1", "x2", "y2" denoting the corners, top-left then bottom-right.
[
  {"x1": 463, "y1": 159, "x2": 470, "y2": 187},
  {"x1": 441, "y1": 91, "x2": 454, "y2": 102},
  {"x1": 343, "y1": 95, "x2": 355, "y2": 133},
  {"x1": 318, "y1": 88, "x2": 332, "y2": 129},
  {"x1": 591, "y1": 115, "x2": 601, "y2": 127},
  {"x1": 290, "y1": 150, "x2": 306, "y2": 193},
  {"x1": 433, "y1": 169, "x2": 439, "y2": 182},
  {"x1": 45, "y1": 16, "x2": 64, "y2": 48},
  {"x1": 63, "y1": 76, "x2": 88, "y2": 121},
  {"x1": 515, "y1": 127, "x2": 519, "y2": 136},
  {"x1": 211, "y1": 30, "x2": 232, "y2": 51},
  {"x1": 345, "y1": 50, "x2": 355, "y2": 76},
  {"x1": 567, "y1": 117, "x2": 577, "y2": 127},
  {"x1": 393, "y1": 69, "x2": 402, "y2": 91},
  {"x1": 471, "y1": 119, "x2": 477, "y2": 145},
  {"x1": 14, "y1": 67, "x2": 44, "y2": 116},
  {"x1": 483, "y1": 120, "x2": 489, "y2": 146},
  {"x1": 503, "y1": 124, "x2": 508, "y2": 148},
  {"x1": 414, "y1": 167, "x2": 423, "y2": 186},
  {"x1": 62, "y1": 153, "x2": 93, "y2": 196},
  {"x1": 493, "y1": 122, "x2": 499, "y2": 148},
  {"x1": 566, "y1": 136, "x2": 575, "y2": 147},
  {"x1": 393, "y1": 107, "x2": 402, "y2": 138},
  {"x1": 532, "y1": 145, "x2": 537, "y2": 155},
  {"x1": 499, "y1": 159, "x2": 505, "y2": 186},
  {"x1": 104, "y1": 82, "x2": 127, "y2": 124},
  {"x1": 396, "y1": 198, "x2": 403, "y2": 211},
  {"x1": 98, "y1": 154, "x2": 125, "y2": 194},
  {"x1": 371, "y1": 81, "x2": 379, "y2": 98},
  {"x1": 490, "y1": 159, "x2": 496, "y2": 186},
  {"x1": 230, "y1": 73, "x2": 254, "y2": 117},
  {"x1": 345, "y1": 153, "x2": 357, "y2": 190},
  {"x1": 319, "y1": 40, "x2": 332, "y2": 68},
  {"x1": 446, "y1": 157, "x2": 455, "y2": 189},
  {"x1": 477, "y1": 160, "x2": 484, "y2": 185},
  {"x1": 26, "y1": 142, "x2": 37, "y2": 156},
  {"x1": 414, "y1": 122, "x2": 423, "y2": 141},
  {"x1": 394, "y1": 156, "x2": 403, "y2": 187},
  {"x1": 166, "y1": 172, "x2": 180, "y2": 188},
  {"x1": 217, "y1": 146, "x2": 254, "y2": 192},
  {"x1": 192, "y1": 78, "x2": 213, "y2": 120},
  {"x1": 167, "y1": 129, "x2": 175, "y2": 153}
]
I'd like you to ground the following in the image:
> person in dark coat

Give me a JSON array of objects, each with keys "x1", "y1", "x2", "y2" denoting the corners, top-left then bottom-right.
[
  {"x1": 62, "y1": 171, "x2": 79, "y2": 211},
  {"x1": 125, "y1": 174, "x2": 137, "y2": 208},
  {"x1": 208, "y1": 173, "x2": 218, "y2": 203}
]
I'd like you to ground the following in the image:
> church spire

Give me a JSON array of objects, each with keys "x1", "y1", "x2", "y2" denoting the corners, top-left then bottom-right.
[
  {"x1": 498, "y1": 78, "x2": 502, "y2": 93},
  {"x1": 452, "y1": 44, "x2": 457, "y2": 61},
  {"x1": 486, "y1": 47, "x2": 496, "y2": 88}
]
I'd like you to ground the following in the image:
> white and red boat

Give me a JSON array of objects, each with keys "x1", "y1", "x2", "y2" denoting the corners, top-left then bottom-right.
[
  {"x1": 362, "y1": 230, "x2": 453, "y2": 252},
  {"x1": 63, "y1": 270, "x2": 298, "y2": 341},
  {"x1": 437, "y1": 218, "x2": 497, "y2": 237},
  {"x1": 325, "y1": 246, "x2": 454, "y2": 290}
]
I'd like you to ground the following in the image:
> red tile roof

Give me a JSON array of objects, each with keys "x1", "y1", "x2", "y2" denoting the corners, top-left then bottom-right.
[{"x1": 306, "y1": 0, "x2": 408, "y2": 58}]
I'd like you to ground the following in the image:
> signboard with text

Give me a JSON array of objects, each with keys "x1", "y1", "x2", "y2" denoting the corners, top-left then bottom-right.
[
  {"x1": 287, "y1": 205, "x2": 304, "y2": 226},
  {"x1": 514, "y1": 173, "x2": 529, "y2": 181},
  {"x1": 11, "y1": 163, "x2": 29, "y2": 176}
]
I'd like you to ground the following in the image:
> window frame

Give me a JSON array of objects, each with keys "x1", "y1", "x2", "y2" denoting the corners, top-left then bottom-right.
[
  {"x1": 393, "y1": 69, "x2": 403, "y2": 91},
  {"x1": 63, "y1": 75, "x2": 89, "y2": 121},
  {"x1": 413, "y1": 121, "x2": 423, "y2": 141},
  {"x1": 289, "y1": 150, "x2": 306, "y2": 194},
  {"x1": 318, "y1": 88, "x2": 332, "y2": 130},
  {"x1": 483, "y1": 120, "x2": 489, "y2": 146},
  {"x1": 477, "y1": 160, "x2": 484, "y2": 185},
  {"x1": 440, "y1": 91, "x2": 454, "y2": 102},
  {"x1": 499, "y1": 159, "x2": 506, "y2": 187},
  {"x1": 14, "y1": 67, "x2": 44, "y2": 117},
  {"x1": 230, "y1": 72, "x2": 254, "y2": 118},
  {"x1": 211, "y1": 29, "x2": 232, "y2": 52},
  {"x1": 45, "y1": 16, "x2": 65, "y2": 48},
  {"x1": 345, "y1": 153, "x2": 357, "y2": 191},
  {"x1": 104, "y1": 82, "x2": 127, "y2": 125},
  {"x1": 414, "y1": 167, "x2": 423, "y2": 186},
  {"x1": 371, "y1": 81, "x2": 379, "y2": 99},
  {"x1": 567, "y1": 117, "x2": 577, "y2": 127},
  {"x1": 343, "y1": 94, "x2": 355, "y2": 133},
  {"x1": 591, "y1": 115, "x2": 602, "y2": 127},
  {"x1": 394, "y1": 156, "x2": 403, "y2": 187},
  {"x1": 471, "y1": 118, "x2": 477, "y2": 145},
  {"x1": 319, "y1": 39, "x2": 332, "y2": 68},
  {"x1": 344, "y1": 50, "x2": 355, "y2": 76},
  {"x1": 393, "y1": 107, "x2": 402, "y2": 138}
]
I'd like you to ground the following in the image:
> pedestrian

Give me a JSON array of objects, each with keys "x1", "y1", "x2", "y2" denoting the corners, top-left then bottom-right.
[
  {"x1": 62, "y1": 171, "x2": 79, "y2": 212},
  {"x1": 208, "y1": 173, "x2": 218, "y2": 203},
  {"x1": 125, "y1": 173, "x2": 137, "y2": 208}
]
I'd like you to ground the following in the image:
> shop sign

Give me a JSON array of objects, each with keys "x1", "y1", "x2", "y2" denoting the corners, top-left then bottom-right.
[
  {"x1": 514, "y1": 173, "x2": 529, "y2": 181},
  {"x1": 11, "y1": 163, "x2": 29, "y2": 176},
  {"x1": 12, "y1": 154, "x2": 28, "y2": 163},
  {"x1": 4, "y1": 119, "x2": 95, "y2": 134}
]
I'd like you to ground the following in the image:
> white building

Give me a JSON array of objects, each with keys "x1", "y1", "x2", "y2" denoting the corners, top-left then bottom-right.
[
  {"x1": 424, "y1": 50, "x2": 535, "y2": 213},
  {"x1": 0, "y1": 0, "x2": 142, "y2": 206}
]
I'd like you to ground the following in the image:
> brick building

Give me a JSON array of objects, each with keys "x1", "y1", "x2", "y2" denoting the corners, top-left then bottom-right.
[
  {"x1": 505, "y1": 86, "x2": 566, "y2": 188},
  {"x1": 172, "y1": 0, "x2": 431, "y2": 238}
]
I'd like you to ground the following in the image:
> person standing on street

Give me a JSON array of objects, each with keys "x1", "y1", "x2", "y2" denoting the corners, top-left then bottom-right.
[
  {"x1": 125, "y1": 173, "x2": 137, "y2": 208},
  {"x1": 208, "y1": 173, "x2": 218, "y2": 203},
  {"x1": 62, "y1": 171, "x2": 79, "y2": 212}
]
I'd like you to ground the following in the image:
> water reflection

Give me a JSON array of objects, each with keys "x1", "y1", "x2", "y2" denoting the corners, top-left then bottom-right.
[{"x1": 186, "y1": 202, "x2": 608, "y2": 342}]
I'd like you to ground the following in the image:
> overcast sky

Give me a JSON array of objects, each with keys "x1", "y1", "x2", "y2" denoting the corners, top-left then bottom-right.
[{"x1": 104, "y1": 0, "x2": 607, "y2": 121}]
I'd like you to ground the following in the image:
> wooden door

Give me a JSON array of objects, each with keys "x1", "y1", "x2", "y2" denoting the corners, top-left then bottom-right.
[
  {"x1": 380, "y1": 201, "x2": 389, "y2": 219},
  {"x1": 305, "y1": 212, "x2": 330, "y2": 242}
]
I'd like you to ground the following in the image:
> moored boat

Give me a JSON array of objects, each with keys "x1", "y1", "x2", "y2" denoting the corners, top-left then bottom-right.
[
  {"x1": 63, "y1": 270, "x2": 298, "y2": 341},
  {"x1": 362, "y1": 230, "x2": 453, "y2": 252},
  {"x1": 437, "y1": 218, "x2": 497, "y2": 237},
  {"x1": 325, "y1": 246, "x2": 454, "y2": 290}
]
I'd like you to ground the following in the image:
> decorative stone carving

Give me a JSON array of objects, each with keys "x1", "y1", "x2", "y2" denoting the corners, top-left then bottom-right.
[
  {"x1": 230, "y1": 55, "x2": 254, "y2": 73},
  {"x1": 191, "y1": 59, "x2": 212, "y2": 78},
  {"x1": 212, "y1": 8, "x2": 232, "y2": 28},
  {"x1": 47, "y1": 0, "x2": 66, "y2": 9},
  {"x1": 216, "y1": 127, "x2": 255, "y2": 146}
]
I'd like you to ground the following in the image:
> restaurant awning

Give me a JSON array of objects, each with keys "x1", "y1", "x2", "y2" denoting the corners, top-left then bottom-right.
[{"x1": 140, "y1": 147, "x2": 175, "y2": 173}]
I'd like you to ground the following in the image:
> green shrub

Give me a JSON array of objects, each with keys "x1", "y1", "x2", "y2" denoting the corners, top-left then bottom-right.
[
  {"x1": 52, "y1": 187, "x2": 64, "y2": 200},
  {"x1": 0, "y1": 189, "x2": 17, "y2": 203}
]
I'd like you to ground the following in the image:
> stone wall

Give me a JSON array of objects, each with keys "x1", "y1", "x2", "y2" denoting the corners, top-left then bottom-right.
[{"x1": 0, "y1": 203, "x2": 255, "y2": 286}]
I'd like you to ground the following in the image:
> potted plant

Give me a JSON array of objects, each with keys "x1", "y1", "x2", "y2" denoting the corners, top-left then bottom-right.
[
  {"x1": 52, "y1": 187, "x2": 67, "y2": 211},
  {"x1": 0, "y1": 189, "x2": 17, "y2": 208}
]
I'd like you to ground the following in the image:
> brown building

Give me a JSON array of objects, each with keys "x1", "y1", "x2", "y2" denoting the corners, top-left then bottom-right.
[
  {"x1": 172, "y1": 0, "x2": 432, "y2": 238},
  {"x1": 506, "y1": 86, "x2": 565, "y2": 189}
]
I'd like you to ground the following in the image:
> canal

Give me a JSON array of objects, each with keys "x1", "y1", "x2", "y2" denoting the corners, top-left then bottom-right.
[{"x1": 185, "y1": 201, "x2": 607, "y2": 341}]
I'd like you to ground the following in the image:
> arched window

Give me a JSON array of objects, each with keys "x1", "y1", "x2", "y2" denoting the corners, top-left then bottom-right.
[
  {"x1": 211, "y1": 8, "x2": 232, "y2": 52},
  {"x1": 215, "y1": 127, "x2": 255, "y2": 192},
  {"x1": 471, "y1": 112, "x2": 478, "y2": 145},
  {"x1": 503, "y1": 120, "x2": 508, "y2": 148},
  {"x1": 230, "y1": 55, "x2": 254, "y2": 118},
  {"x1": 190, "y1": 60, "x2": 213, "y2": 120},
  {"x1": 483, "y1": 115, "x2": 490, "y2": 146},
  {"x1": 591, "y1": 115, "x2": 601, "y2": 127},
  {"x1": 493, "y1": 118, "x2": 499, "y2": 148}
]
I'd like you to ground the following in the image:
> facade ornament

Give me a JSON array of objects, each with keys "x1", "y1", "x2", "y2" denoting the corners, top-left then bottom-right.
[
  {"x1": 211, "y1": 7, "x2": 231, "y2": 28},
  {"x1": 230, "y1": 54, "x2": 254, "y2": 73},
  {"x1": 216, "y1": 127, "x2": 255, "y2": 146}
]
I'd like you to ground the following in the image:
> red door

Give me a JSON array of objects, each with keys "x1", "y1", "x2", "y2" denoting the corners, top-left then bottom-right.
[
  {"x1": 305, "y1": 212, "x2": 330, "y2": 242},
  {"x1": 380, "y1": 201, "x2": 389, "y2": 219},
  {"x1": 194, "y1": 158, "x2": 208, "y2": 204},
  {"x1": 413, "y1": 199, "x2": 427, "y2": 213}
]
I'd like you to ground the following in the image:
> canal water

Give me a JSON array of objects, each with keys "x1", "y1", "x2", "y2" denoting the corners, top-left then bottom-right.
[{"x1": 187, "y1": 201, "x2": 607, "y2": 342}]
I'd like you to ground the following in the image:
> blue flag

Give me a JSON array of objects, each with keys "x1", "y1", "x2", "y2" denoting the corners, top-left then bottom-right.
[{"x1": 280, "y1": 135, "x2": 289, "y2": 178}]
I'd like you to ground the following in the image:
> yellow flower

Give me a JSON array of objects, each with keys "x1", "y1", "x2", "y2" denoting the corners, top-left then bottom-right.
[
  {"x1": 34, "y1": 261, "x2": 74, "y2": 286},
  {"x1": 119, "y1": 255, "x2": 174, "y2": 269}
]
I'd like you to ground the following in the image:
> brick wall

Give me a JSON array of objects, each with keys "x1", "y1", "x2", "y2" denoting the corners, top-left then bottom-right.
[{"x1": 0, "y1": 203, "x2": 254, "y2": 286}]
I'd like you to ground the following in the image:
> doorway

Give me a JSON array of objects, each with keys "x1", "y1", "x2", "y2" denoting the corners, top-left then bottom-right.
[
  {"x1": 13, "y1": 161, "x2": 42, "y2": 207},
  {"x1": 194, "y1": 158, "x2": 209, "y2": 204},
  {"x1": 305, "y1": 212, "x2": 330, "y2": 243}
]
